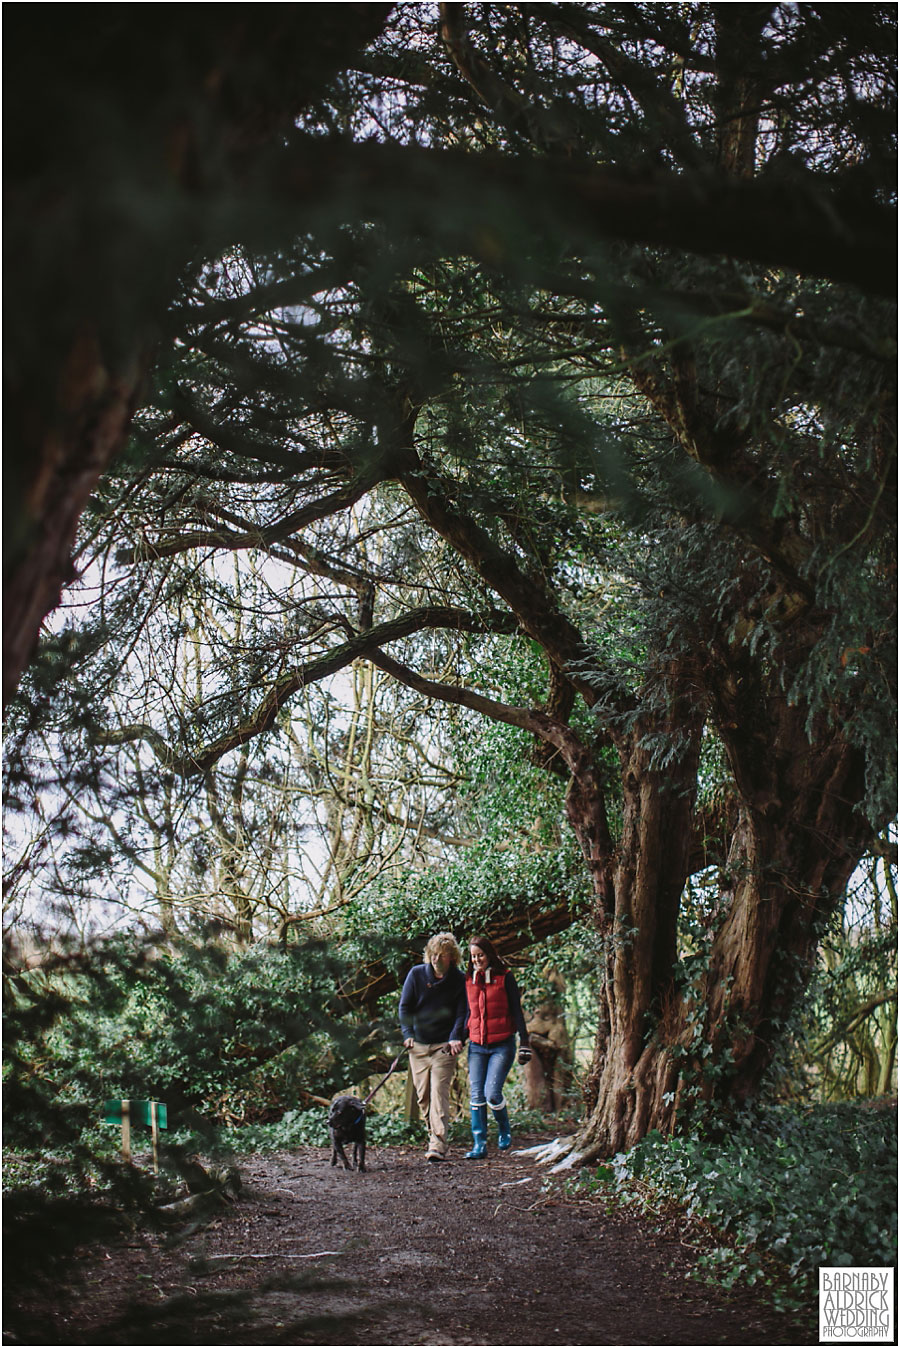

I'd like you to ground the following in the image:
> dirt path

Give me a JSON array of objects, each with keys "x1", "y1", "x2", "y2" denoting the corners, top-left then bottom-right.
[{"x1": 9, "y1": 1139, "x2": 818, "y2": 1346}]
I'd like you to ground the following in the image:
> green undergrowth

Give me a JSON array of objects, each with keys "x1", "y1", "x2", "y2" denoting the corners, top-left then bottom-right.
[
  {"x1": 167, "y1": 1102, "x2": 550, "y2": 1155},
  {"x1": 567, "y1": 1101, "x2": 897, "y2": 1309},
  {"x1": 3, "y1": 1105, "x2": 551, "y2": 1188},
  {"x1": 179, "y1": 1106, "x2": 427, "y2": 1153}
]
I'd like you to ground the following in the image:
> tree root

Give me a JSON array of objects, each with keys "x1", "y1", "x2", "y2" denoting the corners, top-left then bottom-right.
[
  {"x1": 514, "y1": 1135, "x2": 586, "y2": 1170},
  {"x1": 156, "y1": 1163, "x2": 242, "y2": 1224}
]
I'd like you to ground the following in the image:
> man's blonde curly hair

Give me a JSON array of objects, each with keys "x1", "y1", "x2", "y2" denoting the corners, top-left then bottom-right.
[{"x1": 423, "y1": 932, "x2": 462, "y2": 967}]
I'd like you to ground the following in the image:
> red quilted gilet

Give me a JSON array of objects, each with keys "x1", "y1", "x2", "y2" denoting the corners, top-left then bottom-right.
[{"x1": 466, "y1": 971, "x2": 514, "y2": 1045}]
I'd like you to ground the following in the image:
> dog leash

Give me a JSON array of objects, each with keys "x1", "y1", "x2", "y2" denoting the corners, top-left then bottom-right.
[{"x1": 361, "y1": 1046, "x2": 410, "y2": 1107}]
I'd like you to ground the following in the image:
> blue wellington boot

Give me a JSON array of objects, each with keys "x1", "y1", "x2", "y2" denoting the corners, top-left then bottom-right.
[
  {"x1": 492, "y1": 1103, "x2": 512, "y2": 1150},
  {"x1": 465, "y1": 1104, "x2": 488, "y2": 1158}
]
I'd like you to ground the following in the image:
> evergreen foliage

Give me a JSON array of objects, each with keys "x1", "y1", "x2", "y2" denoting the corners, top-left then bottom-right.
[
  {"x1": 5, "y1": 9, "x2": 896, "y2": 1335},
  {"x1": 3, "y1": 931, "x2": 384, "y2": 1144},
  {"x1": 578, "y1": 1101, "x2": 897, "y2": 1303},
  {"x1": 4, "y1": 0, "x2": 896, "y2": 1178}
]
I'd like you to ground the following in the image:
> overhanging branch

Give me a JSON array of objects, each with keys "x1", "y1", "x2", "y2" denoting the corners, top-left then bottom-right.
[
  {"x1": 95, "y1": 606, "x2": 519, "y2": 774},
  {"x1": 274, "y1": 136, "x2": 896, "y2": 297},
  {"x1": 338, "y1": 887, "x2": 589, "y2": 1012},
  {"x1": 117, "y1": 464, "x2": 392, "y2": 565}
]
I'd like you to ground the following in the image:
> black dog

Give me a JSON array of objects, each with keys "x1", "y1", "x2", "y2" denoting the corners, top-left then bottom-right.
[{"x1": 328, "y1": 1095, "x2": 367, "y2": 1172}]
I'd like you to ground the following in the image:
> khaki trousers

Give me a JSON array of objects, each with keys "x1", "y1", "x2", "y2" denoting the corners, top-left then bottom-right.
[{"x1": 409, "y1": 1042, "x2": 456, "y2": 1156}]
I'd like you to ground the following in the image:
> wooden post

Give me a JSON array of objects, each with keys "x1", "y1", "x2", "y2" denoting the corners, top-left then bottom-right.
[
  {"x1": 121, "y1": 1099, "x2": 131, "y2": 1162},
  {"x1": 150, "y1": 1100, "x2": 159, "y2": 1175}
]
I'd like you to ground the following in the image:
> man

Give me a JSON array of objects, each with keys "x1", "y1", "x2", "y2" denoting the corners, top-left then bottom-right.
[{"x1": 399, "y1": 932, "x2": 466, "y2": 1161}]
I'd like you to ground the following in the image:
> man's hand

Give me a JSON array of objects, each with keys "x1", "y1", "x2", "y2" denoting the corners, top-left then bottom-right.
[
  {"x1": 447, "y1": 1039, "x2": 463, "y2": 1057},
  {"x1": 403, "y1": 1037, "x2": 415, "y2": 1049}
]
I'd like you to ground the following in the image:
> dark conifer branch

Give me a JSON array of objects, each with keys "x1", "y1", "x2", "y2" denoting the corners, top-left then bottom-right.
[
  {"x1": 274, "y1": 136, "x2": 896, "y2": 296},
  {"x1": 169, "y1": 260, "x2": 357, "y2": 333},
  {"x1": 368, "y1": 645, "x2": 607, "y2": 781},
  {"x1": 618, "y1": 321, "x2": 817, "y2": 607},
  {"x1": 547, "y1": 3, "x2": 705, "y2": 168},
  {"x1": 398, "y1": 457, "x2": 606, "y2": 710},
  {"x1": 366, "y1": 646, "x2": 616, "y2": 896},
  {"x1": 439, "y1": 2, "x2": 571, "y2": 151},
  {"x1": 116, "y1": 466, "x2": 393, "y2": 565},
  {"x1": 170, "y1": 388, "x2": 343, "y2": 474},
  {"x1": 368, "y1": 646, "x2": 541, "y2": 734},
  {"x1": 3, "y1": 4, "x2": 396, "y2": 707}
]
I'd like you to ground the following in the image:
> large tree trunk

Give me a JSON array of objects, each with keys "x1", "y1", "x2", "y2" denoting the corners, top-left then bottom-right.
[
  {"x1": 4, "y1": 7, "x2": 392, "y2": 708},
  {"x1": 4, "y1": 340, "x2": 151, "y2": 708},
  {"x1": 697, "y1": 713, "x2": 873, "y2": 1107},
  {"x1": 570, "y1": 715, "x2": 703, "y2": 1160},
  {"x1": 551, "y1": 706, "x2": 875, "y2": 1167}
]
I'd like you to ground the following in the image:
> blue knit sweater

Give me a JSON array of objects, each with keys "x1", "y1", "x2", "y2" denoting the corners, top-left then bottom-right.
[{"x1": 398, "y1": 963, "x2": 467, "y2": 1045}]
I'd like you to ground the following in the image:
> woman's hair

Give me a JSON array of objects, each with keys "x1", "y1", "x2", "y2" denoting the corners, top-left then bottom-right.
[
  {"x1": 467, "y1": 934, "x2": 506, "y2": 976},
  {"x1": 423, "y1": 932, "x2": 462, "y2": 967}
]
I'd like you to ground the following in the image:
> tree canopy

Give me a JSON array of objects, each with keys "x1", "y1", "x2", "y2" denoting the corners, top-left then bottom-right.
[{"x1": 4, "y1": 3, "x2": 896, "y2": 1157}]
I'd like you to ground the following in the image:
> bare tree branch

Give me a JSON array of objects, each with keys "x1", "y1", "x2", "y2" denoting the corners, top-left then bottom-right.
[{"x1": 95, "y1": 606, "x2": 519, "y2": 774}]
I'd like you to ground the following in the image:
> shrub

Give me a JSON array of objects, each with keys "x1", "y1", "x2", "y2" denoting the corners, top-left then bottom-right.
[
  {"x1": 571, "y1": 1101, "x2": 897, "y2": 1304},
  {"x1": 4, "y1": 932, "x2": 387, "y2": 1145}
]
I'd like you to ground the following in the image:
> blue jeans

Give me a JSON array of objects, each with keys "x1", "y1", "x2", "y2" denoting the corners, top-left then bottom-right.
[{"x1": 468, "y1": 1036, "x2": 516, "y2": 1109}]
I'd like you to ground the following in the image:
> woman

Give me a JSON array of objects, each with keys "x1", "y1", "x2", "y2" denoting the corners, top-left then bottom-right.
[
  {"x1": 398, "y1": 932, "x2": 466, "y2": 1162},
  {"x1": 463, "y1": 935, "x2": 531, "y2": 1158}
]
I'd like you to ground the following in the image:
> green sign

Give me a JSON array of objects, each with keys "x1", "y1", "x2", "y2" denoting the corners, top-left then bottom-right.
[{"x1": 102, "y1": 1099, "x2": 168, "y2": 1129}]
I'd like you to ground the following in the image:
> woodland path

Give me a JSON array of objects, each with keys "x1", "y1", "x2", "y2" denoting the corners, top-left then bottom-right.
[{"x1": 9, "y1": 1138, "x2": 818, "y2": 1347}]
